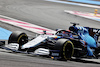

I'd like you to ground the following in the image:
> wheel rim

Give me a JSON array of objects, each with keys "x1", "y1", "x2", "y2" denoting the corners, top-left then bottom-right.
[
  {"x1": 17, "y1": 34, "x2": 28, "y2": 44},
  {"x1": 18, "y1": 36, "x2": 28, "y2": 45},
  {"x1": 17, "y1": 34, "x2": 28, "y2": 50},
  {"x1": 63, "y1": 41, "x2": 74, "y2": 60}
]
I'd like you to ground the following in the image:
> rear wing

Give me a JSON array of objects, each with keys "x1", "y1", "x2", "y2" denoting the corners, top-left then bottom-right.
[
  {"x1": 85, "y1": 27, "x2": 100, "y2": 34},
  {"x1": 85, "y1": 27, "x2": 100, "y2": 41}
]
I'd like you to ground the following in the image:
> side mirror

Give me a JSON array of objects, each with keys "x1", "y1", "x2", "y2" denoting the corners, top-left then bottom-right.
[{"x1": 43, "y1": 30, "x2": 46, "y2": 34}]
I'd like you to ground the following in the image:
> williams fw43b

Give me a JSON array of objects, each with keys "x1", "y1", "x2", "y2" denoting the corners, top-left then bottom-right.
[{"x1": 0, "y1": 23, "x2": 100, "y2": 60}]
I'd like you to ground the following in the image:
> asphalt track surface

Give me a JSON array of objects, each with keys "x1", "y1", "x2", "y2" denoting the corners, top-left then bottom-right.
[{"x1": 0, "y1": 0, "x2": 100, "y2": 67}]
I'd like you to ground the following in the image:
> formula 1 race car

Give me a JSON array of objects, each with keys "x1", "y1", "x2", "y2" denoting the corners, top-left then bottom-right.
[{"x1": 0, "y1": 23, "x2": 100, "y2": 60}]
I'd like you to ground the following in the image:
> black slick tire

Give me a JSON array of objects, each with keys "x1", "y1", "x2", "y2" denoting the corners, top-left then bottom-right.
[
  {"x1": 54, "y1": 39, "x2": 74, "y2": 60},
  {"x1": 8, "y1": 31, "x2": 28, "y2": 50}
]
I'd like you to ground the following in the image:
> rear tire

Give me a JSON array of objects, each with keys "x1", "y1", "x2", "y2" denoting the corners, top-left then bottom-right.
[
  {"x1": 54, "y1": 39, "x2": 74, "y2": 60},
  {"x1": 8, "y1": 31, "x2": 28, "y2": 50}
]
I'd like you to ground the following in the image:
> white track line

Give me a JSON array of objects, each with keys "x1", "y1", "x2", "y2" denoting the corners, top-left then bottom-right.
[
  {"x1": 46, "y1": 0, "x2": 100, "y2": 8},
  {"x1": 64, "y1": 10, "x2": 100, "y2": 22},
  {"x1": 0, "y1": 15, "x2": 56, "y2": 34}
]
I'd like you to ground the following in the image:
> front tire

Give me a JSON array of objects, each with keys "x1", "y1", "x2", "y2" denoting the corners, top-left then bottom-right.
[{"x1": 8, "y1": 31, "x2": 28, "y2": 50}]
